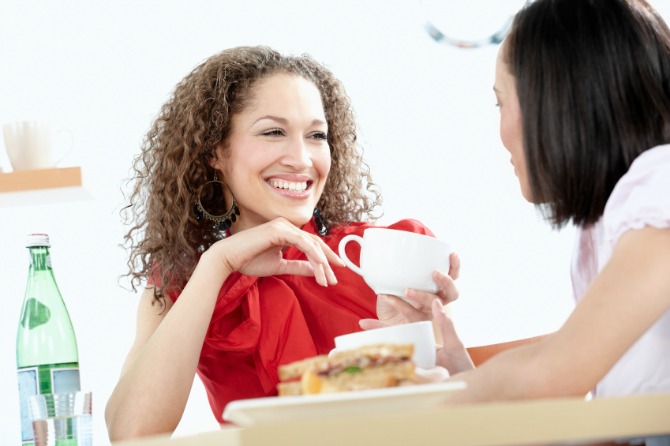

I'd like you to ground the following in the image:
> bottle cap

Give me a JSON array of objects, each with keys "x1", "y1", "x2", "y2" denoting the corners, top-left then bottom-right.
[{"x1": 26, "y1": 233, "x2": 50, "y2": 247}]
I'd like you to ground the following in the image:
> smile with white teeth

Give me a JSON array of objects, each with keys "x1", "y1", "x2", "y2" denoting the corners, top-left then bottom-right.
[{"x1": 268, "y1": 179, "x2": 308, "y2": 192}]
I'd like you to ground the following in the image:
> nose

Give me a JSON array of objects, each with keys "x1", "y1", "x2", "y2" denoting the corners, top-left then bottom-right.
[{"x1": 281, "y1": 136, "x2": 312, "y2": 170}]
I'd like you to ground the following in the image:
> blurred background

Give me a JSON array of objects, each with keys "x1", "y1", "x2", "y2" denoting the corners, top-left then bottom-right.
[{"x1": 2, "y1": 1, "x2": 668, "y2": 444}]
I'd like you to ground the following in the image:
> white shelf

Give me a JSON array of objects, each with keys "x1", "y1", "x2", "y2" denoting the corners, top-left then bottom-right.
[{"x1": 0, "y1": 185, "x2": 92, "y2": 208}]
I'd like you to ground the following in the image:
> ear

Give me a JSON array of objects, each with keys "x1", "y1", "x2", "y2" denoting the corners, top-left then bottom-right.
[{"x1": 209, "y1": 143, "x2": 225, "y2": 173}]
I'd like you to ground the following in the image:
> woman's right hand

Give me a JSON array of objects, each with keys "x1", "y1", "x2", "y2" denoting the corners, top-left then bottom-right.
[
  {"x1": 360, "y1": 259, "x2": 460, "y2": 329},
  {"x1": 208, "y1": 217, "x2": 344, "y2": 286},
  {"x1": 432, "y1": 300, "x2": 475, "y2": 375}
]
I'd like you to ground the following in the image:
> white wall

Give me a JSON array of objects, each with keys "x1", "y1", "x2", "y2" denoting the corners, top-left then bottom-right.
[{"x1": 1, "y1": 1, "x2": 668, "y2": 444}]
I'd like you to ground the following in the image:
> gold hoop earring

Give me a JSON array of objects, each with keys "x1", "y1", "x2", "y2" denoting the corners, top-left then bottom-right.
[{"x1": 194, "y1": 176, "x2": 240, "y2": 231}]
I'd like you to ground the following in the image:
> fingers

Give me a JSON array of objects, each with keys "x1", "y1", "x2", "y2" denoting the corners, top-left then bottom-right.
[
  {"x1": 448, "y1": 252, "x2": 460, "y2": 280},
  {"x1": 432, "y1": 300, "x2": 466, "y2": 356},
  {"x1": 431, "y1": 299, "x2": 461, "y2": 349},
  {"x1": 226, "y1": 217, "x2": 345, "y2": 287},
  {"x1": 432, "y1": 300, "x2": 474, "y2": 372},
  {"x1": 432, "y1": 299, "x2": 452, "y2": 340},
  {"x1": 432, "y1": 269, "x2": 459, "y2": 304},
  {"x1": 404, "y1": 269, "x2": 458, "y2": 308},
  {"x1": 309, "y1": 234, "x2": 345, "y2": 286},
  {"x1": 404, "y1": 288, "x2": 436, "y2": 309},
  {"x1": 359, "y1": 318, "x2": 389, "y2": 330},
  {"x1": 380, "y1": 294, "x2": 426, "y2": 323},
  {"x1": 315, "y1": 236, "x2": 346, "y2": 268},
  {"x1": 301, "y1": 234, "x2": 342, "y2": 286},
  {"x1": 281, "y1": 254, "x2": 332, "y2": 287},
  {"x1": 267, "y1": 219, "x2": 342, "y2": 286}
]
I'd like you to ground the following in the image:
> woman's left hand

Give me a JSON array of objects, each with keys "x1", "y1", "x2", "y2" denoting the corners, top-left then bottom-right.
[{"x1": 360, "y1": 252, "x2": 460, "y2": 329}]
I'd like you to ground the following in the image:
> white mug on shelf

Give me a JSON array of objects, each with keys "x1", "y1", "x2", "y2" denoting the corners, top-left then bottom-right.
[{"x1": 2, "y1": 121, "x2": 73, "y2": 171}]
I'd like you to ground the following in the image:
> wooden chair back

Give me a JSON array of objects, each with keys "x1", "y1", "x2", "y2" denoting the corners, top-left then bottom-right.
[{"x1": 466, "y1": 334, "x2": 549, "y2": 367}]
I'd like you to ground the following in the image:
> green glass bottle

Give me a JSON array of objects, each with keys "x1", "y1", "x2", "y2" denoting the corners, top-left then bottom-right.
[{"x1": 16, "y1": 234, "x2": 81, "y2": 446}]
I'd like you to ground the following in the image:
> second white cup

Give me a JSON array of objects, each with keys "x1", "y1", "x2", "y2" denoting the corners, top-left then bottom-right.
[{"x1": 333, "y1": 321, "x2": 437, "y2": 369}]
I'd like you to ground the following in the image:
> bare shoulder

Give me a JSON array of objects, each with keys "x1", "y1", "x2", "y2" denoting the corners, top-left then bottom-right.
[
  {"x1": 135, "y1": 287, "x2": 173, "y2": 338},
  {"x1": 136, "y1": 286, "x2": 173, "y2": 316}
]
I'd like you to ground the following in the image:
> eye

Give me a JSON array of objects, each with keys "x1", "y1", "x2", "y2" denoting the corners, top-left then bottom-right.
[
  {"x1": 262, "y1": 128, "x2": 285, "y2": 137},
  {"x1": 310, "y1": 131, "x2": 328, "y2": 140}
]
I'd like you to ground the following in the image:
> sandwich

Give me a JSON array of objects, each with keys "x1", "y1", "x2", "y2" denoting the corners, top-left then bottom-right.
[{"x1": 277, "y1": 343, "x2": 415, "y2": 396}]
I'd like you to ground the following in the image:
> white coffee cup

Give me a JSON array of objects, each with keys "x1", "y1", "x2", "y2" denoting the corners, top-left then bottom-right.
[
  {"x1": 333, "y1": 321, "x2": 437, "y2": 369},
  {"x1": 338, "y1": 228, "x2": 451, "y2": 300},
  {"x1": 2, "y1": 121, "x2": 73, "y2": 171}
]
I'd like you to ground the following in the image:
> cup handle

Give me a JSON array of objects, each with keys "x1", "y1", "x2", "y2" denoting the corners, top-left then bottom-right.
[
  {"x1": 54, "y1": 129, "x2": 74, "y2": 166},
  {"x1": 338, "y1": 234, "x2": 364, "y2": 276}
]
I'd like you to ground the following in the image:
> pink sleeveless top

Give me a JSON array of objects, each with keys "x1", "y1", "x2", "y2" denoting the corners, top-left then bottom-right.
[{"x1": 571, "y1": 144, "x2": 670, "y2": 397}]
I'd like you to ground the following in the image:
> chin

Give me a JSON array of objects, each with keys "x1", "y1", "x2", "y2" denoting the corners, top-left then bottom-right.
[
  {"x1": 282, "y1": 211, "x2": 313, "y2": 228},
  {"x1": 520, "y1": 187, "x2": 540, "y2": 204}
]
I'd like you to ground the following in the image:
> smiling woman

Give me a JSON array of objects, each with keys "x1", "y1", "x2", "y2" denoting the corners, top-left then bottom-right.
[{"x1": 104, "y1": 46, "x2": 460, "y2": 442}]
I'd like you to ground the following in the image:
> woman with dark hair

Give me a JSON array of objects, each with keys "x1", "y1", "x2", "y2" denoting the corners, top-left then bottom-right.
[
  {"x1": 426, "y1": 0, "x2": 670, "y2": 420},
  {"x1": 105, "y1": 46, "x2": 460, "y2": 440}
]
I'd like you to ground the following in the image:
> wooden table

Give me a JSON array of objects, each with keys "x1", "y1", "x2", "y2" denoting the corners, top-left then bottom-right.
[{"x1": 114, "y1": 392, "x2": 670, "y2": 446}]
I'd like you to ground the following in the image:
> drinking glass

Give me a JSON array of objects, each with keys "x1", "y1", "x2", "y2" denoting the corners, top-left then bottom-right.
[{"x1": 29, "y1": 391, "x2": 92, "y2": 446}]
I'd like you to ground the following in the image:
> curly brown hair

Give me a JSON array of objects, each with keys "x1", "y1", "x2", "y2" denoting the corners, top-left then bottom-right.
[{"x1": 121, "y1": 46, "x2": 382, "y2": 301}]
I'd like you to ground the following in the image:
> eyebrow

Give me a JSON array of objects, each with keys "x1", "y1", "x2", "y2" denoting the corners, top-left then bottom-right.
[{"x1": 253, "y1": 115, "x2": 327, "y2": 126}]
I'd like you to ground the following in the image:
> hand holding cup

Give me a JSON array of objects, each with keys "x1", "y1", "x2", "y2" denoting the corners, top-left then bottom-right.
[{"x1": 338, "y1": 228, "x2": 452, "y2": 302}]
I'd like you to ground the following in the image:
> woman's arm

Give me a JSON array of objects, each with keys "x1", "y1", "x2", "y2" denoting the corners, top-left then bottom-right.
[
  {"x1": 438, "y1": 226, "x2": 670, "y2": 403},
  {"x1": 105, "y1": 252, "x2": 230, "y2": 440},
  {"x1": 105, "y1": 218, "x2": 344, "y2": 440}
]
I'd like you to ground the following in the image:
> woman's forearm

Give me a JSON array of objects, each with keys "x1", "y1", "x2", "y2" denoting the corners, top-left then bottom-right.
[
  {"x1": 446, "y1": 339, "x2": 592, "y2": 404},
  {"x1": 106, "y1": 254, "x2": 230, "y2": 440}
]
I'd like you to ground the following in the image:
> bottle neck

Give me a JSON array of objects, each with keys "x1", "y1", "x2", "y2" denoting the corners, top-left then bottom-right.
[{"x1": 28, "y1": 246, "x2": 51, "y2": 271}]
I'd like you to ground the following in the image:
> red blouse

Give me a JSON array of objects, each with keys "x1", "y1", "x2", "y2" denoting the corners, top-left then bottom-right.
[{"x1": 164, "y1": 218, "x2": 434, "y2": 423}]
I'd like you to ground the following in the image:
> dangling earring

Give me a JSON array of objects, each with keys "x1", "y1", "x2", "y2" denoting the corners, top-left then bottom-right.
[
  {"x1": 313, "y1": 208, "x2": 328, "y2": 236},
  {"x1": 194, "y1": 175, "x2": 240, "y2": 231}
]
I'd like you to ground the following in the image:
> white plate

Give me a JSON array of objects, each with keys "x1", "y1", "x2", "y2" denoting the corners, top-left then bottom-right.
[{"x1": 222, "y1": 381, "x2": 467, "y2": 426}]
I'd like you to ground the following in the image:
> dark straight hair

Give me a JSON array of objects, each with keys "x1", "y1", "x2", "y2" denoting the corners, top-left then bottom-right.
[{"x1": 505, "y1": 0, "x2": 670, "y2": 227}]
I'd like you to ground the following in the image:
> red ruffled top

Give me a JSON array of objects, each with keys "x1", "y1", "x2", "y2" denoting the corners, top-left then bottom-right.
[{"x1": 161, "y1": 218, "x2": 434, "y2": 422}]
